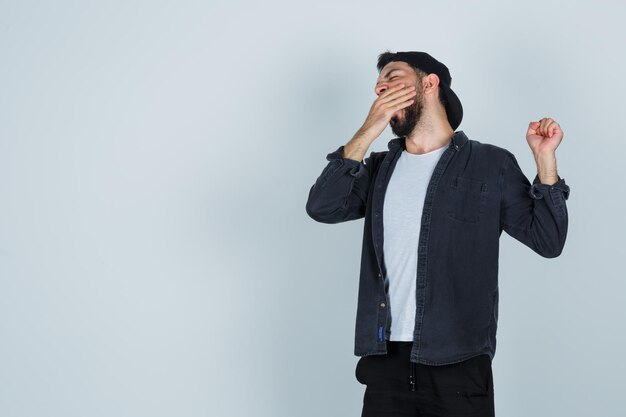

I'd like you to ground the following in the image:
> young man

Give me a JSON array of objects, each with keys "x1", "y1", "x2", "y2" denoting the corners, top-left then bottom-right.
[{"x1": 305, "y1": 51, "x2": 571, "y2": 416}]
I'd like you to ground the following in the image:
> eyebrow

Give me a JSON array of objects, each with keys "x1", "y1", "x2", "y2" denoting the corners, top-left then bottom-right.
[{"x1": 378, "y1": 68, "x2": 404, "y2": 83}]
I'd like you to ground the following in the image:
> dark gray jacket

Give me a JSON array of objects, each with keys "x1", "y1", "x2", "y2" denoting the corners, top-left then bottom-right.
[{"x1": 305, "y1": 130, "x2": 570, "y2": 365}]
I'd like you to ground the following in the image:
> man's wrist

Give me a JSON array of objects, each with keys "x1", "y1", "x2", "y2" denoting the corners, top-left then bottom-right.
[{"x1": 534, "y1": 152, "x2": 558, "y2": 185}]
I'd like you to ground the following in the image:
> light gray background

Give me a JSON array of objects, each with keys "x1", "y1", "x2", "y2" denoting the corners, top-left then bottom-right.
[{"x1": 1, "y1": 1, "x2": 624, "y2": 416}]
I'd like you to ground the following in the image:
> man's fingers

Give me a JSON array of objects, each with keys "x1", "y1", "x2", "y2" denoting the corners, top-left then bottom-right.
[
  {"x1": 394, "y1": 99, "x2": 414, "y2": 111},
  {"x1": 539, "y1": 117, "x2": 555, "y2": 136},
  {"x1": 543, "y1": 122, "x2": 560, "y2": 137},
  {"x1": 542, "y1": 119, "x2": 552, "y2": 136},
  {"x1": 379, "y1": 84, "x2": 415, "y2": 104},
  {"x1": 387, "y1": 89, "x2": 417, "y2": 105},
  {"x1": 529, "y1": 118, "x2": 561, "y2": 137}
]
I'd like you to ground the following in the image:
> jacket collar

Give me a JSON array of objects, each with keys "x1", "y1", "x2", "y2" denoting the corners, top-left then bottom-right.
[{"x1": 387, "y1": 130, "x2": 469, "y2": 151}]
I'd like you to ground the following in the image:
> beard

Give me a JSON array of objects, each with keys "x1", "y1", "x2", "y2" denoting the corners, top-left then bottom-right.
[{"x1": 390, "y1": 88, "x2": 424, "y2": 138}]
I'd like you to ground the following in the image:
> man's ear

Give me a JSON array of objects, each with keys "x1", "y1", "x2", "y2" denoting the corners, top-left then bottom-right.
[{"x1": 423, "y1": 73, "x2": 440, "y2": 93}]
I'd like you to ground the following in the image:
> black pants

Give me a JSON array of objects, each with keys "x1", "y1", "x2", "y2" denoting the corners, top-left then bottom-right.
[{"x1": 355, "y1": 341, "x2": 495, "y2": 417}]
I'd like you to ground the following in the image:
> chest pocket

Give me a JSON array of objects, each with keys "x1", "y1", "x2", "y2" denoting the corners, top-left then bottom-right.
[{"x1": 446, "y1": 176, "x2": 488, "y2": 224}]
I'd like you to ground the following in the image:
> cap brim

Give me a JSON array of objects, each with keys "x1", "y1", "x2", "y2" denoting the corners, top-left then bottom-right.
[{"x1": 440, "y1": 84, "x2": 463, "y2": 131}]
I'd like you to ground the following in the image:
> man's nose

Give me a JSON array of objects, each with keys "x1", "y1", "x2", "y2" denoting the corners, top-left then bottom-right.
[{"x1": 375, "y1": 83, "x2": 389, "y2": 97}]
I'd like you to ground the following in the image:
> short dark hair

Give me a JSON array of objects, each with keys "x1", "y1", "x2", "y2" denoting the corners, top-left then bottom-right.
[{"x1": 377, "y1": 51, "x2": 447, "y2": 109}]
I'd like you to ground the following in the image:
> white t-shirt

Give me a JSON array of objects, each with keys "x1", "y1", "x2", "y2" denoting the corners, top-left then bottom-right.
[{"x1": 383, "y1": 142, "x2": 449, "y2": 341}]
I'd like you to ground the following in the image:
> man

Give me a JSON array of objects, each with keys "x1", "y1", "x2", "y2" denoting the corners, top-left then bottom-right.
[{"x1": 305, "y1": 51, "x2": 570, "y2": 416}]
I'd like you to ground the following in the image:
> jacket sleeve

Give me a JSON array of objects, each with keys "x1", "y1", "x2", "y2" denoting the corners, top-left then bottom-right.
[
  {"x1": 499, "y1": 151, "x2": 571, "y2": 258},
  {"x1": 305, "y1": 145, "x2": 376, "y2": 224}
]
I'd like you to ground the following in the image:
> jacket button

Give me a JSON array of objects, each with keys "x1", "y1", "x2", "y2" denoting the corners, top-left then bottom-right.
[
  {"x1": 380, "y1": 303, "x2": 386, "y2": 308},
  {"x1": 378, "y1": 272, "x2": 382, "y2": 277}
]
